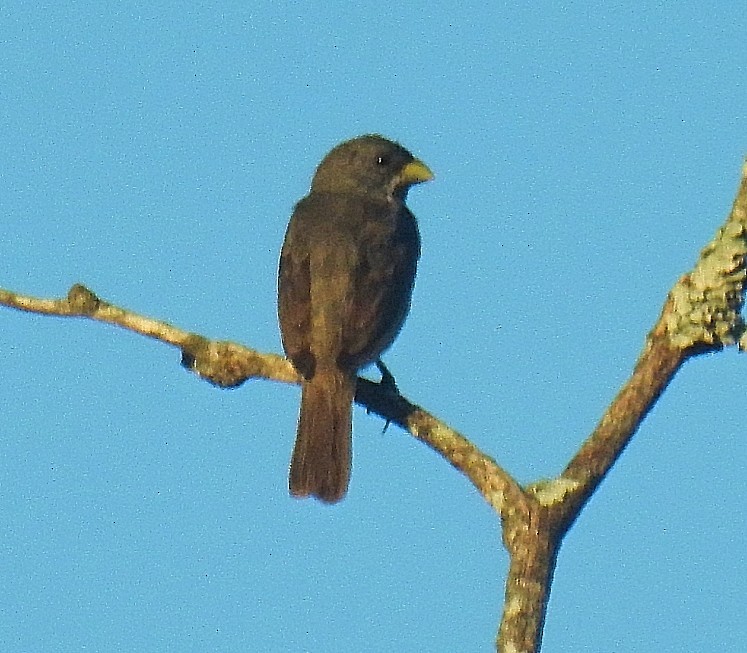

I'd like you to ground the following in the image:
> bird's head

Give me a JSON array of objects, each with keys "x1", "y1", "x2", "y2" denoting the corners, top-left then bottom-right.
[{"x1": 310, "y1": 134, "x2": 433, "y2": 201}]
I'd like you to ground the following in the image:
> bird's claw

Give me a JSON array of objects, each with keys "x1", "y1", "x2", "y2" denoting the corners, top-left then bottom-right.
[
  {"x1": 374, "y1": 360, "x2": 399, "y2": 432},
  {"x1": 375, "y1": 360, "x2": 398, "y2": 392}
]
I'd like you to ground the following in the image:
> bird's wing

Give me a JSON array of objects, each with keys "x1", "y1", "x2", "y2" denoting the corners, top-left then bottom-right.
[
  {"x1": 340, "y1": 205, "x2": 420, "y2": 369},
  {"x1": 278, "y1": 215, "x2": 314, "y2": 379}
]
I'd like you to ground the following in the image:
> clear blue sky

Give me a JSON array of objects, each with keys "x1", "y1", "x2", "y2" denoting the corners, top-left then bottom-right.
[{"x1": 1, "y1": 3, "x2": 745, "y2": 652}]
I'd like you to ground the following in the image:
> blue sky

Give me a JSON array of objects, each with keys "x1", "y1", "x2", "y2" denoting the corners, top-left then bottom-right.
[{"x1": 1, "y1": 3, "x2": 745, "y2": 652}]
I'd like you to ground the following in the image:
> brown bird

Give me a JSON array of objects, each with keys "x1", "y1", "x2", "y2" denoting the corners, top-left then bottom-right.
[{"x1": 277, "y1": 134, "x2": 433, "y2": 503}]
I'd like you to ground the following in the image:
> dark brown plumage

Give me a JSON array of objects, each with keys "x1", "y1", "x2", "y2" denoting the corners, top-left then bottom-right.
[{"x1": 277, "y1": 134, "x2": 432, "y2": 503}]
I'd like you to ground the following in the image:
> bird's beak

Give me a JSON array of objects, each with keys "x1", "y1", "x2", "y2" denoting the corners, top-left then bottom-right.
[{"x1": 400, "y1": 159, "x2": 434, "y2": 186}]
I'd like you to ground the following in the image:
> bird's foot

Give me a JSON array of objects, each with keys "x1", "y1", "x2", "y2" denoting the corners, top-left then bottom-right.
[
  {"x1": 374, "y1": 360, "x2": 400, "y2": 432},
  {"x1": 375, "y1": 360, "x2": 398, "y2": 392}
]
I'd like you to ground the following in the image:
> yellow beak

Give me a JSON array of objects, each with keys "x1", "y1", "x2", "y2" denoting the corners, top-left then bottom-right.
[{"x1": 400, "y1": 159, "x2": 434, "y2": 186}]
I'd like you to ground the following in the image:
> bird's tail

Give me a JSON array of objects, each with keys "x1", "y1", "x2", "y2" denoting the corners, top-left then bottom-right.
[{"x1": 289, "y1": 368, "x2": 354, "y2": 503}]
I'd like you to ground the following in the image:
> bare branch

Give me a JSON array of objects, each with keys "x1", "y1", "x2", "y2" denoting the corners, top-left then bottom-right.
[
  {"x1": 2, "y1": 161, "x2": 745, "y2": 653},
  {"x1": 493, "y1": 161, "x2": 747, "y2": 653},
  {"x1": 0, "y1": 283, "x2": 298, "y2": 386},
  {"x1": 0, "y1": 282, "x2": 521, "y2": 512},
  {"x1": 559, "y1": 161, "x2": 747, "y2": 531}
]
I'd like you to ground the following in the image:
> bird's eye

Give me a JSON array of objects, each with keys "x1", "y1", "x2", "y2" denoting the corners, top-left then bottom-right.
[{"x1": 376, "y1": 154, "x2": 390, "y2": 166}]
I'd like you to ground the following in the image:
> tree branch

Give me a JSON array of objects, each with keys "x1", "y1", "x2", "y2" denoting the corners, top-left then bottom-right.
[
  {"x1": 2, "y1": 160, "x2": 745, "y2": 652},
  {"x1": 0, "y1": 282, "x2": 524, "y2": 517},
  {"x1": 496, "y1": 160, "x2": 747, "y2": 652}
]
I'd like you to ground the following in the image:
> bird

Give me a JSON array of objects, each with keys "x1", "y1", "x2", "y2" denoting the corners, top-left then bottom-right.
[{"x1": 277, "y1": 134, "x2": 433, "y2": 503}]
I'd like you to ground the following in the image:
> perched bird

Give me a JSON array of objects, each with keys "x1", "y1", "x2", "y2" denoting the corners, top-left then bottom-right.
[{"x1": 278, "y1": 135, "x2": 433, "y2": 503}]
